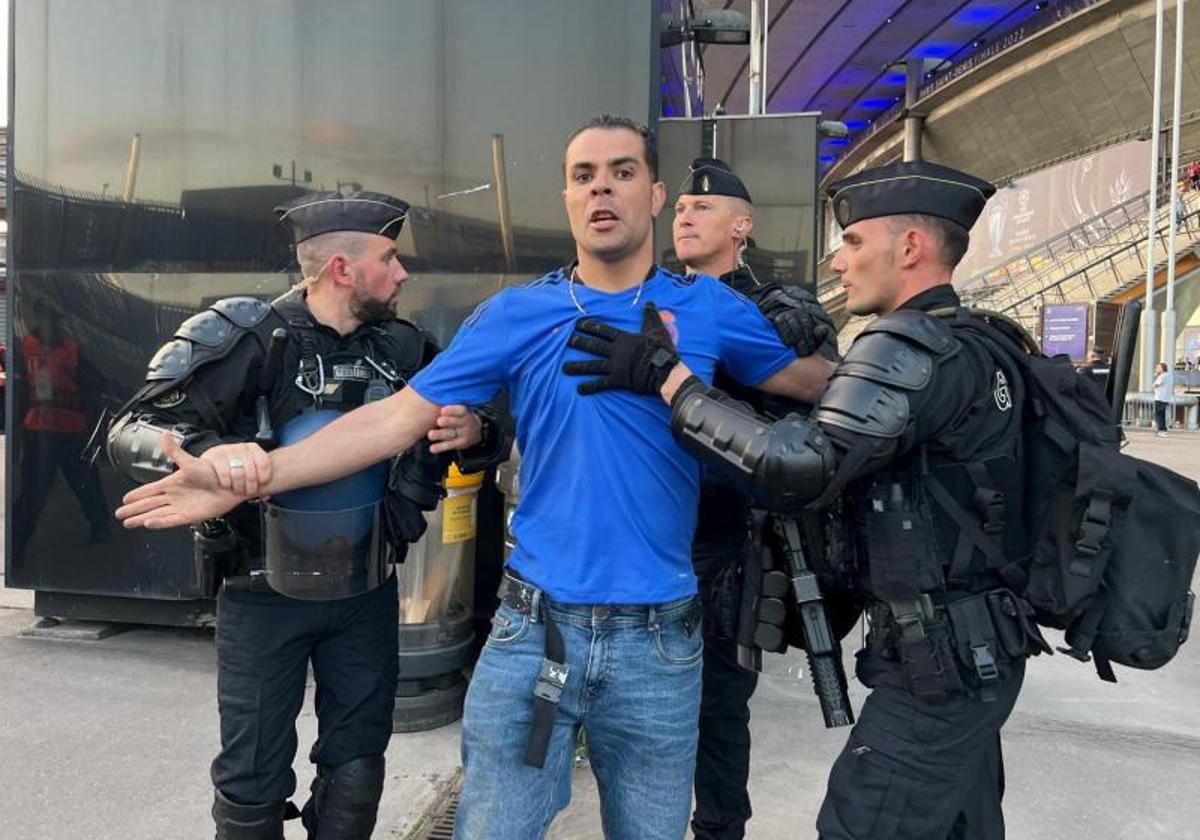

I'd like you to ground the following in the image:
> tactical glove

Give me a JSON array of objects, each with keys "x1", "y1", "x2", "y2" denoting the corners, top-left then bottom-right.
[
  {"x1": 724, "y1": 275, "x2": 836, "y2": 358},
  {"x1": 383, "y1": 440, "x2": 450, "y2": 546},
  {"x1": 563, "y1": 302, "x2": 680, "y2": 396}
]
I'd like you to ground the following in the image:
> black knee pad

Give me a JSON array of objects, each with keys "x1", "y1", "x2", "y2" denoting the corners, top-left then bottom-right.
[
  {"x1": 301, "y1": 755, "x2": 386, "y2": 840},
  {"x1": 212, "y1": 789, "x2": 293, "y2": 840}
]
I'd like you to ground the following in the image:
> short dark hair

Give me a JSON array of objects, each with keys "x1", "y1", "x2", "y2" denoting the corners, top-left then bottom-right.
[
  {"x1": 889, "y1": 214, "x2": 970, "y2": 269},
  {"x1": 564, "y1": 114, "x2": 659, "y2": 181}
]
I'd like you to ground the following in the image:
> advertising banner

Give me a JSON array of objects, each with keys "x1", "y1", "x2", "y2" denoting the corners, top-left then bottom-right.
[{"x1": 1041, "y1": 303, "x2": 1090, "y2": 361}]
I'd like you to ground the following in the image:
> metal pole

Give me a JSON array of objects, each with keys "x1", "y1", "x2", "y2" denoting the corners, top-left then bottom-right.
[
  {"x1": 903, "y1": 57, "x2": 924, "y2": 162},
  {"x1": 748, "y1": 0, "x2": 767, "y2": 114},
  {"x1": 1140, "y1": 0, "x2": 1165, "y2": 391},
  {"x1": 121, "y1": 132, "x2": 142, "y2": 202},
  {"x1": 681, "y1": 2, "x2": 693, "y2": 118},
  {"x1": 1162, "y1": 0, "x2": 1186, "y2": 370},
  {"x1": 491, "y1": 134, "x2": 517, "y2": 274}
]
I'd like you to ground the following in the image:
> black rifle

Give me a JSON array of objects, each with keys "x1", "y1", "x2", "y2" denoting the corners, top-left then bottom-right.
[{"x1": 773, "y1": 517, "x2": 854, "y2": 728}]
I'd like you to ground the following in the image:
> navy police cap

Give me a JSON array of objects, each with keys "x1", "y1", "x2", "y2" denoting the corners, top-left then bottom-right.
[
  {"x1": 826, "y1": 161, "x2": 994, "y2": 230},
  {"x1": 274, "y1": 190, "x2": 410, "y2": 245},
  {"x1": 680, "y1": 157, "x2": 752, "y2": 204}
]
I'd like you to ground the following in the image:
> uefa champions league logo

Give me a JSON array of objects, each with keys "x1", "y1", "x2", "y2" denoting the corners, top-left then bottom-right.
[{"x1": 987, "y1": 196, "x2": 1008, "y2": 258}]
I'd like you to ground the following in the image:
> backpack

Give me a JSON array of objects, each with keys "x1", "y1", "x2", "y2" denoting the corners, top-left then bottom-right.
[{"x1": 937, "y1": 308, "x2": 1199, "y2": 682}]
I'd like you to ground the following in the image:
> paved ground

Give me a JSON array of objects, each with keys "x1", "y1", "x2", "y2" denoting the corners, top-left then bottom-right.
[{"x1": 1, "y1": 431, "x2": 1198, "y2": 839}]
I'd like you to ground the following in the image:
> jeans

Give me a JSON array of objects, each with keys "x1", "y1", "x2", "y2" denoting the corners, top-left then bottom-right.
[
  {"x1": 1154, "y1": 400, "x2": 1169, "y2": 431},
  {"x1": 454, "y1": 595, "x2": 704, "y2": 839}
]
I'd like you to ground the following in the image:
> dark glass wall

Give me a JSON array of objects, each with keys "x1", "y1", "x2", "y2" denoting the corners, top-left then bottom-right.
[
  {"x1": 656, "y1": 114, "x2": 820, "y2": 287},
  {"x1": 8, "y1": 0, "x2": 654, "y2": 601}
]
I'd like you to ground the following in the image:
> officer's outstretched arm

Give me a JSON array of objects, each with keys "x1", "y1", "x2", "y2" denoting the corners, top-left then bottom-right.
[
  {"x1": 670, "y1": 377, "x2": 838, "y2": 514},
  {"x1": 666, "y1": 308, "x2": 956, "y2": 513}
]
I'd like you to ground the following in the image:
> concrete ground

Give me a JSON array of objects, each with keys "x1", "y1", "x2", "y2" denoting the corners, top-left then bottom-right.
[{"x1": 1, "y1": 431, "x2": 1198, "y2": 839}]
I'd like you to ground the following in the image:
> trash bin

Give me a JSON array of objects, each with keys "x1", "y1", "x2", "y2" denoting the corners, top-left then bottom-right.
[{"x1": 393, "y1": 463, "x2": 483, "y2": 732}]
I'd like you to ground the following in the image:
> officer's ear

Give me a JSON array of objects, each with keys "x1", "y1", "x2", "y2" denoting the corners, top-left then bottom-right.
[
  {"x1": 327, "y1": 253, "x2": 355, "y2": 286},
  {"x1": 897, "y1": 227, "x2": 925, "y2": 270}
]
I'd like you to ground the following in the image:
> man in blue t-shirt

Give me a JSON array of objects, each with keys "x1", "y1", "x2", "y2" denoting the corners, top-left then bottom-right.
[{"x1": 117, "y1": 115, "x2": 834, "y2": 839}]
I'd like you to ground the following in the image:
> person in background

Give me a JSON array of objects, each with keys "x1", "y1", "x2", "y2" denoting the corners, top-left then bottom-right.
[{"x1": 1154, "y1": 361, "x2": 1175, "y2": 437}]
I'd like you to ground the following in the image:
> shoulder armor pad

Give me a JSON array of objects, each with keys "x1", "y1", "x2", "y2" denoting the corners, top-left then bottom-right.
[
  {"x1": 146, "y1": 297, "x2": 274, "y2": 384},
  {"x1": 212, "y1": 296, "x2": 273, "y2": 329},
  {"x1": 175, "y1": 309, "x2": 237, "y2": 349},
  {"x1": 860, "y1": 309, "x2": 956, "y2": 355},
  {"x1": 813, "y1": 376, "x2": 911, "y2": 439},
  {"x1": 839, "y1": 332, "x2": 935, "y2": 391},
  {"x1": 146, "y1": 338, "x2": 194, "y2": 381}
]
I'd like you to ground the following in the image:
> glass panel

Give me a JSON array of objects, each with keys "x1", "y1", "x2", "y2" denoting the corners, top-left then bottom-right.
[
  {"x1": 8, "y1": 0, "x2": 653, "y2": 596},
  {"x1": 656, "y1": 113, "x2": 820, "y2": 288}
]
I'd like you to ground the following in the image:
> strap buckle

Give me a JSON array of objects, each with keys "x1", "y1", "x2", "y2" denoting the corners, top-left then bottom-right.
[
  {"x1": 971, "y1": 643, "x2": 999, "y2": 682},
  {"x1": 1074, "y1": 490, "x2": 1113, "y2": 561},
  {"x1": 534, "y1": 659, "x2": 570, "y2": 705}
]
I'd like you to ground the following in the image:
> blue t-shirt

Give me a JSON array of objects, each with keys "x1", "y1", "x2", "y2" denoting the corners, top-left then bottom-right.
[{"x1": 410, "y1": 266, "x2": 795, "y2": 603}]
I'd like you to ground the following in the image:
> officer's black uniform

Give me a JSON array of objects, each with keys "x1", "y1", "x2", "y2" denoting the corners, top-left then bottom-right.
[
  {"x1": 670, "y1": 162, "x2": 1050, "y2": 839},
  {"x1": 108, "y1": 192, "x2": 501, "y2": 840},
  {"x1": 683, "y1": 158, "x2": 837, "y2": 840}
]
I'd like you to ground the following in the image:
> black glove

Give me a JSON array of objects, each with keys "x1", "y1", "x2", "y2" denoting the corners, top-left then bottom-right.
[
  {"x1": 744, "y1": 283, "x2": 836, "y2": 359},
  {"x1": 563, "y1": 302, "x2": 680, "y2": 396},
  {"x1": 383, "y1": 440, "x2": 450, "y2": 546}
]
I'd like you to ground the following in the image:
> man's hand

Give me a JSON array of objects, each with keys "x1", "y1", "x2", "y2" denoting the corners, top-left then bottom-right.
[
  {"x1": 745, "y1": 283, "x2": 836, "y2": 358},
  {"x1": 116, "y1": 435, "x2": 245, "y2": 529},
  {"x1": 427, "y1": 404, "x2": 483, "y2": 454},
  {"x1": 200, "y1": 441, "x2": 272, "y2": 497},
  {"x1": 563, "y1": 302, "x2": 680, "y2": 396}
]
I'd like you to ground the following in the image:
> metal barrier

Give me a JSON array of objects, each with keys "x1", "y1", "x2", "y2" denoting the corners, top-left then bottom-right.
[{"x1": 1122, "y1": 392, "x2": 1199, "y2": 430}]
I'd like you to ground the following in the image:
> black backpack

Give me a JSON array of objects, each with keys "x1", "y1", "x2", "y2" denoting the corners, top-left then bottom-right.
[{"x1": 938, "y1": 308, "x2": 1199, "y2": 682}]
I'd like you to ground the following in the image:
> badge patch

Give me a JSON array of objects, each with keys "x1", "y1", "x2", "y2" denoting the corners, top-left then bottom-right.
[
  {"x1": 993, "y1": 370, "x2": 1012, "y2": 412},
  {"x1": 332, "y1": 363, "x2": 370, "y2": 381},
  {"x1": 151, "y1": 389, "x2": 186, "y2": 409}
]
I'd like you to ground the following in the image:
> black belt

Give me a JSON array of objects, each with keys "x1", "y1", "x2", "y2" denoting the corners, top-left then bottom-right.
[{"x1": 497, "y1": 573, "x2": 569, "y2": 769}]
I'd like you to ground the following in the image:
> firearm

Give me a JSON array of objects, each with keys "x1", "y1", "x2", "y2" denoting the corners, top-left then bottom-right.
[
  {"x1": 773, "y1": 516, "x2": 854, "y2": 728},
  {"x1": 1105, "y1": 300, "x2": 1142, "y2": 426},
  {"x1": 254, "y1": 328, "x2": 289, "y2": 447}
]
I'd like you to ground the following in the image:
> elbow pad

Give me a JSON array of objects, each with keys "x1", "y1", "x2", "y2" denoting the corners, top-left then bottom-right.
[
  {"x1": 107, "y1": 415, "x2": 191, "y2": 484},
  {"x1": 671, "y1": 386, "x2": 838, "y2": 514}
]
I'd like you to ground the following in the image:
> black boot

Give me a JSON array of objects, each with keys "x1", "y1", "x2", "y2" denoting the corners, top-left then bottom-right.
[
  {"x1": 300, "y1": 755, "x2": 386, "y2": 839},
  {"x1": 212, "y1": 789, "x2": 292, "y2": 840}
]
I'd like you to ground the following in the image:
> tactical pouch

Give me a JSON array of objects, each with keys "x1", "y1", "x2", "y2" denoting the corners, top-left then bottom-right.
[
  {"x1": 193, "y1": 520, "x2": 240, "y2": 599},
  {"x1": 894, "y1": 615, "x2": 964, "y2": 704},
  {"x1": 862, "y1": 483, "x2": 944, "y2": 600}
]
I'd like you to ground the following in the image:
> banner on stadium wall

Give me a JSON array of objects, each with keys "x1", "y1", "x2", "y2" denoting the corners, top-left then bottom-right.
[{"x1": 1040, "y1": 303, "x2": 1090, "y2": 361}]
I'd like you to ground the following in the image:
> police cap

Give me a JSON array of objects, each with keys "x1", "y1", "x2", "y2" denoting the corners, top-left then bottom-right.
[
  {"x1": 274, "y1": 190, "x2": 410, "y2": 245},
  {"x1": 681, "y1": 157, "x2": 752, "y2": 203},
  {"x1": 826, "y1": 161, "x2": 994, "y2": 230}
]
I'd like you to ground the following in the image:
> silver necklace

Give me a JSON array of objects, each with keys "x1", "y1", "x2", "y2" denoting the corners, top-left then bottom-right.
[{"x1": 567, "y1": 266, "x2": 646, "y2": 315}]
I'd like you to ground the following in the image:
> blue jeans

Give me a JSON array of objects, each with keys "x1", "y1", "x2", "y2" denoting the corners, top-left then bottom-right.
[{"x1": 455, "y1": 595, "x2": 704, "y2": 839}]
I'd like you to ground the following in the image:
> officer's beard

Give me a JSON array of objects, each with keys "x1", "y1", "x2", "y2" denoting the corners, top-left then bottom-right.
[{"x1": 349, "y1": 282, "x2": 398, "y2": 326}]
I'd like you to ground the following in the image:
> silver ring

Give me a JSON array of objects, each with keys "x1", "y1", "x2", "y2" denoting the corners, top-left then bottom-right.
[
  {"x1": 447, "y1": 428, "x2": 457, "y2": 439},
  {"x1": 228, "y1": 458, "x2": 245, "y2": 470}
]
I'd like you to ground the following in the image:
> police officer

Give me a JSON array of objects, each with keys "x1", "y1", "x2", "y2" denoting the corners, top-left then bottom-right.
[
  {"x1": 673, "y1": 158, "x2": 835, "y2": 840},
  {"x1": 569, "y1": 161, "x2": 1051, "y2": 838},
  {"x1": 107, "y1": 191, "x2": 504, "y2": 839}
]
